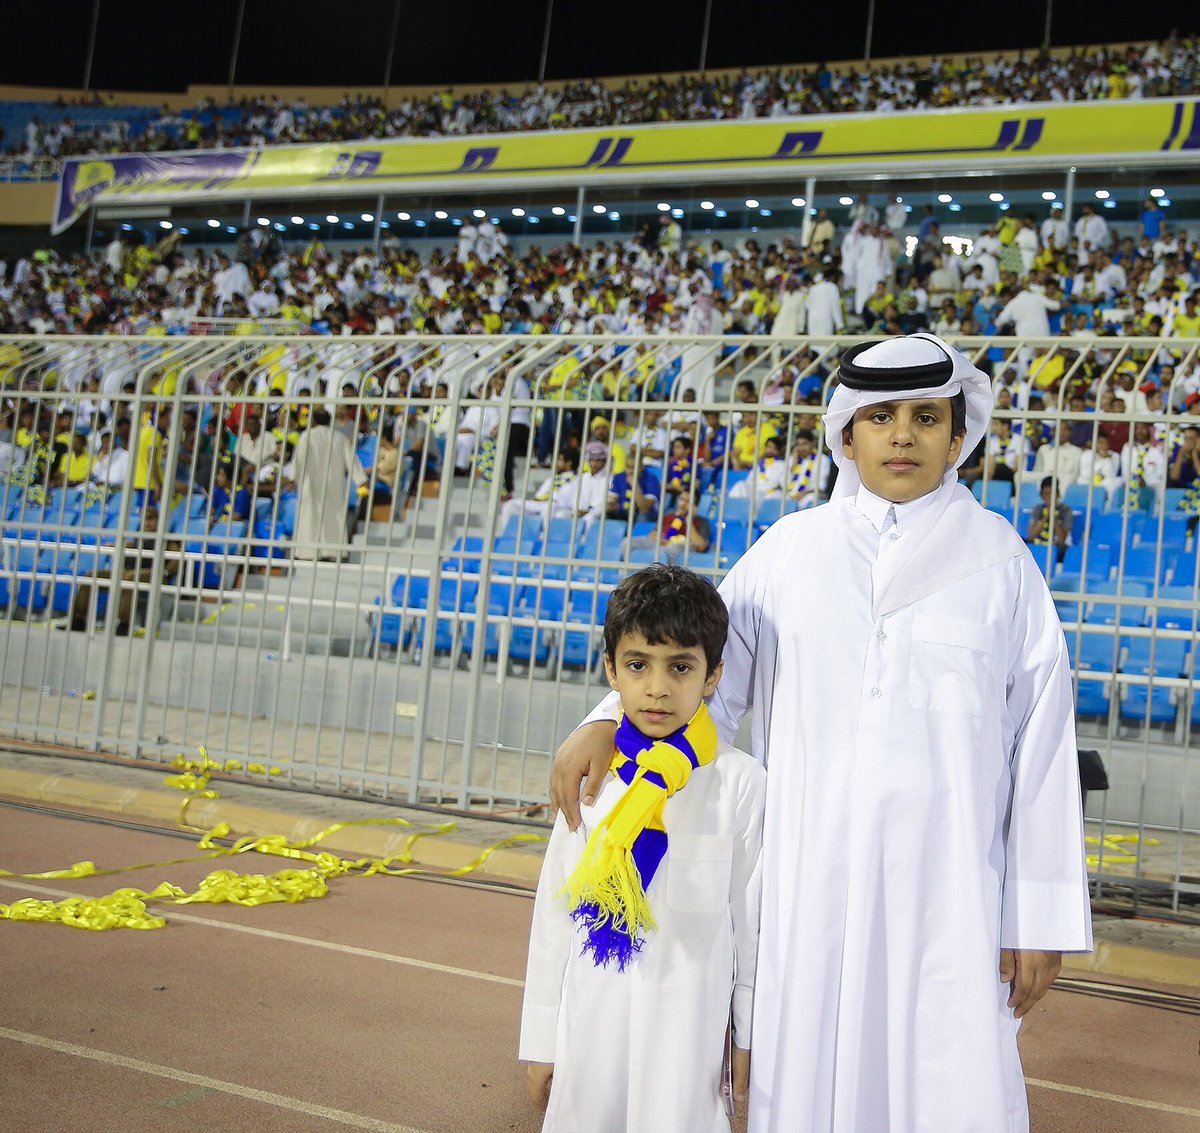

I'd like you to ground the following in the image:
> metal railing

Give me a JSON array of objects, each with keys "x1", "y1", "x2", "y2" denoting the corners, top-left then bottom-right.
[{"x1": 1, "y1": 332, "x2": 1198, "y2": 917}]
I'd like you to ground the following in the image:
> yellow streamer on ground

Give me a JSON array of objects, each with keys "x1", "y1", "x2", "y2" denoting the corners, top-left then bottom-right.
[
  {"x1": 0, "y1": 744, "x2": 547, "y2": 931},
  {"x1": 1084, "y1": 833, "x2": 1159, "y2": 869}
]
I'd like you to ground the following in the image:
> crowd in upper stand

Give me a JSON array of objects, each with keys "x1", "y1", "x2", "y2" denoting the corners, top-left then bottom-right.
[{"x1": 8, "y1": 35, "x2": 1199, "y2": 159}]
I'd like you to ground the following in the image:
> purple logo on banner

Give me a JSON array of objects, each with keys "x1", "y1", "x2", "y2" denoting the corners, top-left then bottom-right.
[{"x1": 54, "y1": 151, "x2": 257, "y2": 234}]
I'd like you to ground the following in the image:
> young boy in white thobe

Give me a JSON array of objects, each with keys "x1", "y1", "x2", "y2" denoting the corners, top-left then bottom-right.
[
  {"x1": 521, "y1": 565, "x2": 765, "y2": 1133},
  {"x1": 553, "y1": 333, "x2": 1092, "y2": 1133}
]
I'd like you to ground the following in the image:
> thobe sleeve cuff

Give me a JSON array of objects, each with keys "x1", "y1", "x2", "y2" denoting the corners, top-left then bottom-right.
[
  {"x1": 574, "y1": 689, "x2": 621, "y2": 731},
  {"x1": 731, "y1": 984, "x2": 754, "y2": 1049},
  {"x1": 1000, "y1": 879, "x2": 1094, "y2": 953},
  {"x1": 518, "y1": 1006, "x2": 559, "y2": 1064}
]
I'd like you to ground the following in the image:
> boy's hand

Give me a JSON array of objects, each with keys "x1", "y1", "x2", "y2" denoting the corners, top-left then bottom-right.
[
  {"x1": 999, "y1": 948, "x2": 1061, "y2": 1018},
  {"x1": 550, "y1": 720, "x2": 616, "y2": 831},
  {"x1": 526, "y1": 1061, "x2": 553, "y2": 1108},
  {"x1": 731, "y1": 1046, "x2": 751, "y2": 1111}
]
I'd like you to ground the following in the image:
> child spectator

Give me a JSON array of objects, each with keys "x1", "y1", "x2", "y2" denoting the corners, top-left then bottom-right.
[
  {"x1": 521, "y1": 564, "x2": 764, "y2": 1130},
  {"x1": 1025, "y1": 477, "x2": 1073, "y2": 565}
]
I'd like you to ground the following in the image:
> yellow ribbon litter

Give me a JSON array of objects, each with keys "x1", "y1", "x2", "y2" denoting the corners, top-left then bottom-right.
[
  {"x1": 0, "y1": 744, "x2": 547, "y2": 931},
  {"x1": 1085, "y1": 832, "x2": 1160, "y2": 868}
]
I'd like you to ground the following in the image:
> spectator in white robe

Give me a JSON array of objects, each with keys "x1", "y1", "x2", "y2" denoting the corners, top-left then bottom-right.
[
  {"x1": 850, "y1": 222, "x2": 889, "y2": 317},
  {"x1": 805, "y1": 270, "x2": 844, "y2": 337},
  {"x1": 680, "y1": 294, "x2": 722, "y2": 400},
  {"x1": 498, "y1": 447, "x2": 582, "y2": 532},
  {"x1": 291, "y1": 409, "x2": 366, "y2": 560},
  {"x1": 212, "y1": 254, "x2": 252, "y2": 315},
  {"x1": 552, "y1": 332, "x2": 1091, "y2": 1133},
  {"x1": 1032, "y1": 421, "x2": 1083, "y2": 485}
]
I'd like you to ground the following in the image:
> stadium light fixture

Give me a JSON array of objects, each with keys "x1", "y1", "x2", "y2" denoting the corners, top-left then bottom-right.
[
  {"x1": 700, "y1": 200, "x2": 715, "y2": 210},
  {"x1": 529, "y1": 216, "x2": 540, "y2": 224},
  {"x1": 551, "y1": 206, "x2": 566, "y2": 216},
  {"x1": 838, "y1": 196, "x2": 854, "y2": 206},
  {"x1": 657, "y1": 202, "x2": 671, "y2": 212},
  {"x1": 1150, "y1": 188, "x2": 1165, "y2": 198},
  {"x1": 226, "y1": 226, "x2": 237, "y2": 233},
  {"x1": 452, "y1": 219, "x2": 463, "y2": 226},
  {"x1": 948, "y1": 203, "x2": 962, "y2": 212},
  {"x1": 380, "y1": 221, "x2": 390, "y2": 229},
  {"x1": 207, "y1": 219, "x2": 221, "y2": 228},
  {"x1": 989, "y1": 193, "x2": 1004, "y2": 202},
  {"x1": 745, "y1": 198, "x2": 759, "y2": 208},
  {"x1": 256, "y1": 216, "x2": 270, "y2": 226},
  {"x1": 715, "y1": 209, "x2": 728, "y2": 218},
  {"x1": 308, "y1": 222, "x2": 320, "y2": 230},
  {"x1": 671, "y1": 209, "x2": 684, "y2": 218},
  {"x1": 490, "y1": 217, "x2": 499, "y2": 224},
  {"x1": 759, "y1": 208, "x2": 772, "y2": 217},
  {"x1": 434, "y1": 210, "x2": 448, "y2": 219},
  {"x1": 1160, "y1": 198, "x2": 1172, "y2": 207},
  {"x1": 415, "y1": 219, "x2": 427, "y2": 227},
  {"x1": 342, "y1": 221, "x2": 354, "y2": 229},
  {"x1": 999, "y1": 202, "x2": 1011, "y2": 211},
  {"x1": 396, "y1": 211, "x2": 411, "y2": 220},
  {"x1": 1102, "y1": 200, "x2": 1116, "y2": 209},
  {"x1": 512, "y1": 207, "x2": 526, "y2": 217},
  {"x1": 473, "y1": 209, "x2": 487, "y2": 218},
  {"x1": 567, "y1": 215, "x2": 578, "y2": 222},
  {"x1": 120, "y1": 223, "x2": 133, "y2": 230},
  {"x1": 178, "y1": 227, "x2": 189, "y2": 235},
  {"x1": 325, "y1": 214, "x2": 339, "y2": 223},
  {"x1": 791, "y1": 197, "x2": 806, "y2": 207},
  {"x1": 158, "y1": 220, "x2": 173, "y2": 230},
  {"x1": 608, "y1": 211, "x2": 620, "y2": 220},
  {"x1": 1094, "y1": 190, "x2": 1110, "y2": 200},
  {"x1": 1041, "y1": 191, "x2": 1057, "y2": 201},
  {"x1": 273, "y1": 222, "x2": 286, "y2": 231},
  {"x1": 361, "y1": 213, "x2": 374, "y2": 222},
  {"x1": 937, "y1": 193, "x2": 953, "y2": 204},
  {"x1": 592, "y1": 204, "x2": 607, "y2": 214},
  {"x1": 290, "y1": 215, "x2": 304, "y2": 224}
]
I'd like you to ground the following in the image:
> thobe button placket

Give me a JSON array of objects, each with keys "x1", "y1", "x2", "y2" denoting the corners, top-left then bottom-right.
[
  {"x1": 871, "y1": 686, "x2": 882, "y2": 698},
  {"x1": 877, "y1": 630, "x2": 887, "y2": 643}
]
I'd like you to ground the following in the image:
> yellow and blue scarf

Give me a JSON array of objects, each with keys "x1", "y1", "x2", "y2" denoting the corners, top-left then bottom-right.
[{"x1": 563, "y1": 703, "x2": 718, "y2": 970}]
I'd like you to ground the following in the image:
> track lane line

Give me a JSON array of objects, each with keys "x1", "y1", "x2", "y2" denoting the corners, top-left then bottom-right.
[
  {"x1": 0, "y1": 878, "x2": 524, "y2": 987},
  {"x1": 1026, "y1": 1077, "x2": 1200, "y2": 1117},
  {"x1": 0, "y1": 1026, "x2": 434, "y2": 1133}
]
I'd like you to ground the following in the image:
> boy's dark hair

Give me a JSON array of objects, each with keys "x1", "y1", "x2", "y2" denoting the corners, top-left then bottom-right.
[
  {"x1": 604, "y1": 564, "x2": 728, "y2": 676},
  {"x1": 950, "y1": 390, "x2": 967, "y2": 437},
  {"x1": 558, "y1": 446, "x2": 579, "y2": 472}
]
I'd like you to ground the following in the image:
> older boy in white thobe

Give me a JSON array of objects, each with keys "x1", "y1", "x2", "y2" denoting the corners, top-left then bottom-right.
[{"x1": 554, "y1": 332, "x2": 1092, "y2": 1133}]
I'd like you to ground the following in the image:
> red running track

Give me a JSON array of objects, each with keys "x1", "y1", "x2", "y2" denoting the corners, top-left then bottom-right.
[{"x1": 1, "y1": 802, "x2": 1198, "y2": 1133}]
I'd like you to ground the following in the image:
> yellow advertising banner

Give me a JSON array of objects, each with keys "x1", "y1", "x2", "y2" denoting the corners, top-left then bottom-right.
[{"x1": 55, "y1": 98, "x2": 1200, "y2": 232}]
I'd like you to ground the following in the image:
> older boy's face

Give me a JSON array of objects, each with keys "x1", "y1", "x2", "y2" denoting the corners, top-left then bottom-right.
[
  {"x1": 843, "y1": 398, "x2": 964, "y2": 504},
  {"x1": 604, "y1": 633, "x2": 722, "y2": 739}
]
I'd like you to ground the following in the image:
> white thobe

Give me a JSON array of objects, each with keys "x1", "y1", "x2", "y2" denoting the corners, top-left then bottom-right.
[
  {"x1": 291, "y1": 425, "x2": 365, "y2": 559},
  {"x1": 582, "y1": 477, "x2": 1091, "y2": 1133},
  {"x1": 996, "y1": 290, "x2": 1060, "y2": 338},
  {"x1": 805, "y1": 281, "x2": 845, "y2": 336},
  {"x1": 521, "y1": 742, "x2": 765, "y2": 1133},
  {"x1": 852, "y1": 236, "x2": 888, "y2": 315}
]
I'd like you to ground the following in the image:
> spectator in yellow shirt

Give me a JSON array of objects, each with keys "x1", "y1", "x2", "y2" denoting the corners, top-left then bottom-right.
[
  {"x1": 56, "y1": 432, "x2": 92, "y2": 487},
  {"x1": 132, "y1": 408, "x2": 171, "y2": 506},
  {"x1": 731, "y1": 412, "x2": 778, "y2": 470}
]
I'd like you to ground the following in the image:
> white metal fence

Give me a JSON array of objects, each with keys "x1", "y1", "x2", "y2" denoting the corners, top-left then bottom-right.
[{"x1": 1, "y1": 332, "x2": 1198, "y2": 916}]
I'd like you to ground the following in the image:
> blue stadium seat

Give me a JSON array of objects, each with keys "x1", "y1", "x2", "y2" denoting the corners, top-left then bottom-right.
[
  {"x1": 1154, "y1": 586, "x2": 1199, "y2": 631},
  {"x1": 1120, "y1": 659, "x2": 1179, "y2": 726},
  {"x1": 201, "y1": 520, "x2": 247, "y2": 589},
  {"x1": 1118, "y1": 545, "x2": 1172, "y2": 586},
  {"x1": 1122, "y1": 635, "x2": 1188, "y2": 672},
  {"x1": 1168, "y1": 553, "x2": 1198, "y2": 589},
  {"x1": 1060, "y1": 542, "x2": 1111, "y2": 582},
  {"x1": 559, "y1": 610, "x2": 602, "y2": 670},
  {"x1": 373, "y1": 573, "x2": 431, "y2": 650},
  {"x1": 1084, "y1": 580, "x2": 1149, "y2": 627},
  {"x1": 1068, "y1": 631, "x2": 1116, "y2": 718},
  {"x1": 973, "y1": 479, "x2": 1014, "y2": 509}
]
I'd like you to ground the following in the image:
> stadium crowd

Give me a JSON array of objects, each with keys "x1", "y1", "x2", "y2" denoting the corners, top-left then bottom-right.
[
  {"x1": 2, "y1": 187, "x2": 1200, "y2": 569},
  {"x1": 10, "y1": 36, "x2": 1199, "y2": 159}
]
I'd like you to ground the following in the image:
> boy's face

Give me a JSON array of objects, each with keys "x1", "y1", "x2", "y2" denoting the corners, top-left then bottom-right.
[
  {"x1": 843, "y1": 399, "x2": 964, "y2": 505},
  {"x1": 604, "y1": 633, "x2": 722, "y2": 740}
]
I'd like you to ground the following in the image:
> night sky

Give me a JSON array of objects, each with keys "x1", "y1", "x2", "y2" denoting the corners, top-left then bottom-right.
[{"x1": 2, "y1": 3, "x2": 1187, "y2": 94}]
